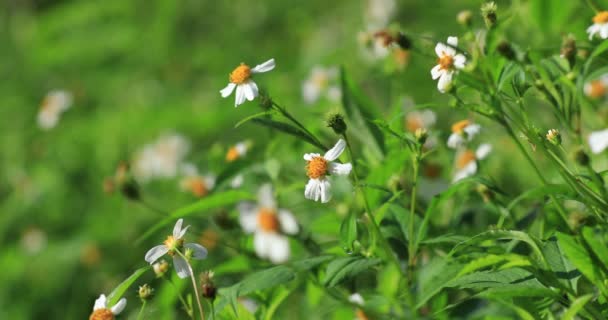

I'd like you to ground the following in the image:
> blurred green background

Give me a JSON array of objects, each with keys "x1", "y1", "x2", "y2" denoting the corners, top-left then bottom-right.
[{"x1": 0, "y1": 0, "x2": 596, "y2": 319}]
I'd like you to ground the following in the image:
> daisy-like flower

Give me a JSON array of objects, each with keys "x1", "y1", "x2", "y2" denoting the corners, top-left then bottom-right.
[
  {"x1": 431, "y1": 36, "x2": 466, "y2": 93},
  {"x1": 226, "y1": 141, "x2": 249, "y2": 162},
  {"x1": 178, "y1": 163, "x2": 215, "y2": 198},
  {"x1": 144, "y1": 219, "x2": 208, "y2": 278},
  {"x1": 405, "y1": 109, "x2": 437, "y2": 133},
  {"x1": 220, "y1": 58, "x2": 275, "y2": 107},
  {"x1": 304, "y1": 139, "x2": 352, "y2": 203},
  {"x1": 238, "y1": 184, "x2": 299, "y2": 263},
  {"x1": 587, "y1": 11, "x2": 608, "y2": 40},
  {"x1": 453, "y1": 144, "x2": 492, "y2": 182},
  {"x1": 132, "y1": 133, "x2": 190, "y2": 182},
  {"x1": 584, "y1": 75, "x2": 608, "y2": 99},
  {"x1": 447, "y1": 120, "x2": 481, "y2": 149},
  {"x1": 89, "y1": 294, "x2": 126, "y2": 320},
  {"x1": 365, "y1": 0, "x2": 396, "y2": 29},
  {"x1": 357, "y1": 30, "x2": 391, "y2": 61},
  {"x1": 348, "y1": 293, "x2": 368, "y2": 320},
  {"x1": 588, "y1": 129, "x2": 608, "y2": 154},
  {"x1": 37, "y1": 90, "x2": 73, "y2": 130},
  {"x1": 302, "y1": 66, "x2": 341, "y2": 104}
]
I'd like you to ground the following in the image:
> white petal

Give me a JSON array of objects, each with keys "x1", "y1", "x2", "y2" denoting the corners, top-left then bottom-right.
[
  {"x1": 257, "y1": 183, "x2": 276, "y2": 209},
  {"x1": 453, "y1": 162, "x2": 477, "y2": 182},
  {"x1": 173, "y1": 256, "x2": 191, "y2": 279},
  {"x1": 302, "y1": 81, "x2": 320, "y2": 104},
  {"x1": 251, "y1": 58, "x2": 276, "y2": 73},
  {"x1": 253, "y1": 232, "x2": 272, "y2": 259},
  {"x1": 243, "y1": 82, "x2": 255, "y2": 101},
  {"x1": 348, "y1": 293, "x2": 364, "y2": 306},
  {"x1": 235, "y1": 85, "x2": 246, "y2": 107},
  {"x1": 431, "y1": 65, "x2": 443, "y2": 80},
  {"x1": 304, "y1": 153, "x2": 321, "y2": 161},
  {"x1": 435, "y1": 43, "x2": 447, "y2": 57},
  {"x1": 447, "y1": 133, "x2": 464, "y2": 149},
  {"x1": 464, "y1": 124, "x2": 481, "y2": 140},
  {"x1": 447, "y1": 36, "x2": 458, "y2": 47},
  {"x1": 601, "y1": 24, "x2": 608, "y2": 39},
  {"x1": 268, "y1": 234, "x2": 290, "y2": 264},
  {"x1": 319, "y1": 179, "x2": 332, "y2": 203},
  {"x1": 589, "y1": 129, "x2": 608, "y2": 154},
  {"x1": 173, "y1": 219, "x2": 184, "y2": 238},
  {"x1": 248, "y1": 81, "x2": 259, "y2": 99},
  {"x1": 476, "y1": 143, "x2": 492, "y2": 160},
  {"x1": 324, "y1": 139, "x2": 347, "y2": 161},
  {"x1": 220, "y1": 83, "x2": 236, "y2": 98},
  {"x1": 110, "y1": 298, "x2": 127, "y2": 315},
  {"x1": 454, "y1": 54, "x2": 466, "y2": 69},
  {"x1": 278, "y1": 209, "x2": 299, "y2": 235},
  {"x1": 180, "y1": 163, "x2": 198, "y2": 177},
  {"x1": 437, "y1": 72, "x2": 453, "y2": 93},
  {"x1": 587, "y1": 24, "x2": 600, "y2": 40},
  {"x1": 238, "y1": 202, "x2": 259, "y2": 233},
  {"x1": 145, "y1": 245, "x2": 169, "y2": 264},
  {"x1": 230, "y1": 174, "x2": 244, "y2": 188},
  {"x1": 204, "y1": 175, "x2": 216, "y2": 190},
  {"x1": 304, "y1": 179, "x2": 321, "y2": 201},
  {"x1": 329, "y1": 162, "x2": 352, "y2": 175},
  {"x1": 185, "y1": 243, "x2": 208, "y2": 260},
  {"x1": 93, "y1": 294, "x2": 107, "y2": 310}
]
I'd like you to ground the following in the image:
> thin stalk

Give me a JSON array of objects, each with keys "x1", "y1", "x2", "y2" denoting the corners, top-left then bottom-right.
[
  {"x1": 136, "y1": 301, "x2": 147, "y2": 320},
  {"x1": 177, "y1": 251, "x2": 205, "y2": 320},
  {"x1": 407, "y1": 149, "x2": 421, "y2": 275},
  {"x1": 272, "y1": 102, "x2": 327, "y2": 150},
  {"x1": 165, "y1": 277, "x2": 194, "y2": 319}
]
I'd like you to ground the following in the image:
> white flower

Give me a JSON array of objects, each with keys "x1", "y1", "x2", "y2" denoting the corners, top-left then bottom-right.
[
  {"x1": 37, "y1": 90, "x2": 73, "y2": 130},
  {"x1": 405, "y1": 109, "x2": 437, "y2": 133},
  {"x1": 144, "y1": 219, "x2": 208, "y2": 279},
  {"x1": 365, "y1": 0, "x2": 396, "y2": 29},
  {"x1": 238, "y1": 184, "x2": 299, "y2": 264},
  {"x1": 348, "y1": 293, "x2": 365, "y2": 306},
  {"x1": 132, "y1": 133, "x2": 190, "y2": 182},
  {"x1": 357, "y1": 30, "x2": 391, "y2": 61},
  {"x1": 220, "y1": 58, "x2": 275, "y2": 107},
  {"x1": 584, "y1": 75, "x2": 608, "y2": 99},
  {"x1": 431, "y1": 36, "x2": 466, "y2": 93},
  {"x1": 447, "y1": 120, "x2": 481, "y2": 149},
  {"x1": 90, "y1": 294, "x2": 126, "y2": 319},
  {"x1": 304, "y1": 139, "x2": 352, "y2": 203},
  {"x1": 230, "y1": 174, "x2": 244, "y2": 188},
  {"x1": 453, "y1": 144, "x2": 492, "y2": 182},
  {"x1": 178, "y1": 163, "x2": 216, "y2": 198},
  {"x1": 226, "y1": 141, "x2": 249, "y2": 162},
  {"x1": 588, "y1": 129, "x2": 608, "y2": 154},
  {"x1": 587, "y1": 11, "x2": 608, "y2": 40},
  {"x1": 302, "y1": 66, "x2": 341, "y2": 104}
]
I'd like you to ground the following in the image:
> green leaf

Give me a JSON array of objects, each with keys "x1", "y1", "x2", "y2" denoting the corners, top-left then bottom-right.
[
  {"x1": 561, "y1": 294, "x2": 593, "y2": 320},
  {"x1": 290, "y1": 255, "x2": 334, "y2": 272},
  {"x1": 590, "y1": 40, "x2": 608, "y2": 59},
  {"x1": 457, "y1": 254, "x2": 530, "y2": 277},
  {"x1": 107, "y1": 266, "x2": 150, "y2": 306},
  {"x1": 323, "y1": 256, "x2": 381, "y2": 287},
  {"x1": 448, "y1": 268, "x2": 556, "y2": 298},
  {"x1": 556, "y1": 232, "x2": 599, "y2": 283},
  {"x1": 234, "y1": 110, "x2": 275, "y2": 128},
  {"x1": 507, "y1": 184, "x2": 572, "y2": 212},
  {"x1": 581, "y1": 227, "x2": 608, "y2": 271},
  {"x1": 339, "y1": 212, "x2": 358, "y2": 251},
  {"x1": 136, "y1": 190, "x2": 254, "y2": 244},
  {"x1": 416, "y1": 258, "x2": 463, "y2": 309},
  {"x1": 251, "y1": 118, "x2": 326, "y2": 150},
  {"x1": 542, "y1": 236, "x2": 579, "y2": 292}
]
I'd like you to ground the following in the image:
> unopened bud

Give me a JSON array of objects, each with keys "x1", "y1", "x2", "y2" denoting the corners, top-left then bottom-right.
[
  {"x1": 481, "y1": 2, "x2": 497, "y2": 29},
  {"x1": 546, "y1": 129, "x2": 561, "y2": 146},
  {"x1": 200, "y1": 271, "x2": 217, "y2": 300},
  {"x1": 326, "y1": 113, "x2": 348, "y2": 134},
  {"x1": 574, "y1": 148, "x2": 590, "y2": 166},
  {"x1": 396, "y1": 33, "x2": 412, "y2": 50},
  {"x1": 476, "y1": 184, "x2": 494, "y2": 203},
  {"x1": 153, "y1": 259, "x2": 169, "y2": 278},
  {"x1": 138, "y1": 284, "x2": 154, "y2": 300},
  {"x1": 568, "y1": 211, "x2": 587, "y2": 230},
  {"x1": 414, "y1": 128, "x2": 428, "y2": 144},
  {"x1": 560, "y1": 36, "x2": 577, "y2": 68},
  {"x1": 497, "y1": 41, "x2": 516, "y2": 61},
  {"x1": 457, "y1": 10, "x2": 473, "y2": 27},
  {"x1": 258, "y1": 89, "x2": 273, "y2": 110}
]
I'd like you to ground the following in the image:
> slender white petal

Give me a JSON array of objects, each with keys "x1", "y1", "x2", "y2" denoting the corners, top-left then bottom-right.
[
  {"x1": 235, "y1": 85, "x2": 246, "y2": 107},
  {"x1": 589, "y1": 129, "x2": 608, "y2": 154},
  {"x1": 476, "y1": 143, "x2": 492, "y2": 160},
  {"x1": 173, "y1": 219, "x2": 183, "y2": 238},
  {"x1": 278, "y1": 209, "x2": 299, "y2": 235},
  {"x1": 324, "y1": 139, "x2": 346, "y2": 161},
  {"x1": 435, "y1": 43, "x2": 447, "y2": 57},
  {"x1": 464, "y1": 124, "x2": 481, "y2": 140},
  {"x1": 173, "y1": 256, "x2": 191, "y2": 279},
  {"x1": 437, "y1": 72, "x2": 453, "y2": 93},
  {"x1": 110, "y1": 298, "x2": 127, "y2": 315},
  {"x1": 349, "y1": 293, "x2": 365, "y2": 306},
  {"x1": 220, "y1": 83, "x2": 236, "y2": 98},
  {"x1": 447, "y1": 133, "x2": 464, "y2": 149},
  {"x1": 453, "y1": 162, "x2": 477, "y2": 182},
  {"x1": 145, "y1": 245, "x2": 169, "y2": 264},
  {"x1": 268, "y1": 234, "x2": 290, "y2": 264},
  {"x1": 447, "y1": 36, "x2": 458, "y2": 47},
  {"x1": 329, "y1": 162, "x2": 352, "y2": 175},
  {"x1": 184, "y1": 243, "x2": 208, "y2": 260},
  {"x1": 251, "y1": 58, "x2": 276, "y2": 73},
  {"x1": 93, "y1": 294, "x2": 107, "y2": 311},
  {"x1": 238, "y1": 202, "x2": 259, "y2": 233},
  {"x1": 430, "y1": 65, "x2": 443, "y2": 80},
  {"x1": 601, "y1": 25, "x2": 608, "y2": 39},
  {"x1": 304, "y1": 179, "x2": 321, "y2": 201},
  {"x1": 249, "y1": 81, "x2": 259, "y2": 99},
  {"x1": 258, "y1": 184, "x2": 276, "y2": 209},
  {"x1": 243, "y1": 82, "x2": 255, "y2": 101},
  {"x1": 454, "y1": 54, "x2": 466, "y2": 69},
  {"x1": 253, "y1": 232, "x2": 271, "y2": 259},
  {"x1": 319, "y1": 179, "x2": 332, "y2": 203},
  {"x1": 304, "y1": 153, "x2": 321, "y2": 161}
]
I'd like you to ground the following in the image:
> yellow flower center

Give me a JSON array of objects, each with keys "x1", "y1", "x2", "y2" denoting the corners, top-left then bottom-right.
[
  {"x1": 164, "y1": 235, "x2": 184, "y2": 256},
  {"x1": 229, "y1": 63, "x2": 251, "y2": 84},
  {"x1": 405, "y1": 115, "x2": 424, "y2": 132},
  {"x1": 451, "y1": 119, "x2": 470, "y2": 134},
  {"x1": 189, "y1": 178, "x2": 208, "y2": 198},
  {"x1": 226, "y1": 146, "x2": 240, "y2": 162},
  {"x1": 593, "y1": 11, "x2": 608, "y2": 24},
  {"x1": 89, "y1": 309, "x2": 114, "y2": 320},
  {"x1": 306, "y1": 156, "x2": 328, "y2": 179},
  {"x1": 587, "y1": 80, "x2": 606, "y2": 98},
  {"x1": 456, "y1": 150, "x2": 476, "y2": 169},
  {"x1": 257, "y1": 208, "x2": 280, "y2": 232},
  {"x1": 437, "y1": 53, "x2": 454, "y2": 70}
]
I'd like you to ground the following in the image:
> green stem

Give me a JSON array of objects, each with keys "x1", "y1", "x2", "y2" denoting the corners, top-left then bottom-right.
[
  {"x1": 136, "y1": 301, "x2": 147, "y2": 320},
  {"x1": 272, "y1": 102, "x2": 328, "y2": 150},
  {"x1": 407, "y1": 149, "x2": 421, "y2": 276},
  {"x1": 177, "y1": 251, "x2": 205, "y2": 320},
  {"x1": 165, "y1": 277, "x2": 194, "y2": 319}
]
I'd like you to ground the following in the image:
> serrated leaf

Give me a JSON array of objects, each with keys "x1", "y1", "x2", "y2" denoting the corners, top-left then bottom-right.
[
  {"x1": 581, "y1": 227, "x2": 608, "y2": 271},
  {"x1": 323, "y1": 256, "x2": 381, "y2": 287},
  {"x1": 107, "y1": 266, "x2": 150, "y2": 306},
  {"x1": 447, "y1": 268, "x2": 555, "y2": 298},
  {"x1": 556, "y1": 232, "x2": 599, "y2": 283},
  {"x1": 542, "y1": 236, "x2": 579, "y2": 292},
  {"x1": 416, "y1": 259, "x2": 463, "y2": 309}
]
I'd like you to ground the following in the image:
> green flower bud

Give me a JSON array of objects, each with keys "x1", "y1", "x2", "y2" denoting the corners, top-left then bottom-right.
[
  {"x1": 457, "y1": 10, "x2": 473, "y2": 27},
  {"x1": 138, "y1": 284, "x2": 154, "y2": 300},
  {"x1": 258, "y1": 89, "x2": 273, "y2": 110},
  {"x1": 497, "y1": 41, "x2": 516, "y2": 61},
  {"x1": 200, "y1": 270, "x2": 217, "y2": 300},
  {"x1": 481, "y1": 2, "x2": 497, "y2": 29},
  {"x1": 414, "y1": 128, "x2": 428, "y2": 144},
  {"x1": 546, "y1": 129, "x2": 562, "y2": 146},
  {"x1": 326, "y1": 113, "x2": 348, "y2": 134}
]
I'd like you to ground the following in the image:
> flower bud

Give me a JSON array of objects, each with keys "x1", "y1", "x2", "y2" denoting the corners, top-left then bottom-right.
[
  {"x1": 568, "y1": 211, "x2": 587, "y2": 230},
  {"x1": 138, "y1": 284, "x2": 154, "y2": 300},
  {"x1": 497, "y1": 41, "x2": 516, "y2": 61},
  {"x1": 546, "y1": 129, "x2": 561, "y2": 146},
  {"x1": 574, "y1": 148, "x2": 590, "y2": 166},
  {"x1": 396, "y1": 33, "x2": 412, "y2": 50},
  {"x1": 326, "y1": 113, "x2": 348, "y2": 134},
  {"x1": 258, "y1": 89, "x2": 273, "y2": 110},
  {"x1": 476, "y1": 184, "x2": 494, "y2": 203},
  {"x1": 414, "y1": 128, "x2": 428, "y2": 144},
  {"x1": 560, "y1": 36, "x2": 577, "y2": 68},
  {"x1": 120, "y1": 179, "x2": 140, "y2": 201},
  {"x1": 457, "y1": 10, "x2": 473, "y2": 27},
  {"x1": 481, "y1": 2, "x2": 497, "y2": 29},
  {"x1": 200, "y1": 270, "x2": 217, "y2": 300},
  {"x1": 153, "y1": 259, "x2": 169, "y2": 278}
]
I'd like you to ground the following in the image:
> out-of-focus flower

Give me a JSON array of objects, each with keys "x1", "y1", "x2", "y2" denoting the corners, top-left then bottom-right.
[
  {"x1": 153, "y1": 259, "x2": 169, "y2": 278},
  {"x1": 587, "y1": 11, "x2": 608, "y2": 40},
  {"x1": 199, "y1": 228, "x2": 219, "y2": 251},
  {"x1": 588, "y1": 129, "x2": 608, "y2": 154},
  {"x1": 132, "y1": 134, "x2": 190, "y2": 182},
  {"x1": 226, "y1": 141, "x2": 249, "y2": 162},
  {"x1": 144, "y1": 219, "x2": 208, "y2": 278},
  {"x1": 348, "y1": 293, "x2": 368, "y2": 320},
  {"x1": 304, "y1": 139, "x2": 352, "y2": 203},
  {"x1": 89, "y1": 294, "x2": 126, "y2": 320},
  {"x1": 220, "y1": 59, "x2": 275, "y2": 107},
  {"x1": 447, "y1": 120, "x2": 481, "y2": 149},
  {"x1": 457, "y1": 10, "x2": 473, "y2": 27},
  {"x1": 453, "y1": 144, "x2": 492, "y2": 182},
  {"x1": 584, "y1": 76, "x2": 608, "y2": 99},
  {"x1": 431, "y1": 36, "x2": 466, "y2": 93},
  {"x1": 481, "y1": 2, "x2": 497, "y2": 28},
  {"x1": 20, "y1": 227, "x2": 47, "y2": 255},
  {"x1": 238, "y1": 184, "x2": 299, "y2": 263},
  {"x1": 302, "y1": 66, "x2": 341, "y2": 104},
  {"x1": 358, "y1": 30, "x2": 391, "y2": 61},
  {"x1": 179, "y1": 163, "x2": 215, "y2": 198},
  {"x1": 365, "y1": 0, "x2": 396, "y2": 29},
  {"x1": 37, "y1": 90, "x2": 73, "y2": 130},
  {"x1": 239, "y1": 297, "x2": 259, "y2": 313},
  {"x1": 230, "y1": 174, "x2": 244, "y2": 188},
  {"x1": 405, "y1": 109, "x2": 437, "y2": 133},
  {"x1": 200, "y1": 270, "x2": 216, "y2": 300},
  {"x1": 81, "y1": 243, "x2": 102, "y2": 268}
]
